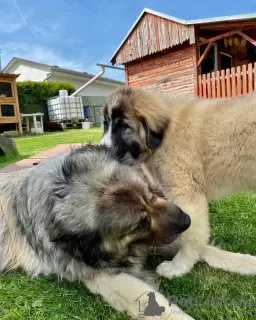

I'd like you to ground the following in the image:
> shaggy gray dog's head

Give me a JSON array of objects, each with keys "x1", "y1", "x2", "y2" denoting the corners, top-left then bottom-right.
[{"x1": 13, "y1": 144, "x2": 190, "y2": 270}]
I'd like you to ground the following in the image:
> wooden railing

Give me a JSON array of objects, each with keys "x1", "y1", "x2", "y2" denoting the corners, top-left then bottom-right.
[{"x1": 198, "y1": 62, "x2": 256, "y2": 98}]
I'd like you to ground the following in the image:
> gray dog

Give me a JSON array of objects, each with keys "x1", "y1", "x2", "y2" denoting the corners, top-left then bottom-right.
[{"x1": 0, "y1": 144, "x2": 193, "y2": 320}]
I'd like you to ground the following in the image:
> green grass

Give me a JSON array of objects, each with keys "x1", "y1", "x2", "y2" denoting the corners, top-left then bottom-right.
[
  {"x1": 0, "y1": 131, "x2": 256, "y2": 319},
  {"x1": 0, "y1": 128, "x2": 103, "y2": 168}
]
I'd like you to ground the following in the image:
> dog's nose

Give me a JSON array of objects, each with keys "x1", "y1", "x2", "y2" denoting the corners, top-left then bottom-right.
[
  {"x1": 180, "y1": 213, "x2": 191, "y2": 231},
  {"x1": 168, "y1": 207, "x2": 191, "y2": 233}
]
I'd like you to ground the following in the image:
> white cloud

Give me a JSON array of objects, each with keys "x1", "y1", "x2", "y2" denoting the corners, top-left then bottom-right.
[
  {"x1": 1, "y1": 43, "x2": 86, "y2": 71},
  {"x1": 0, "y1": 14, "x2": 24, "y2": 33},
  {"x1": 33, "y1": 22, "x2": 63, "y2": 39},
  {"x1": 11, "y1": 0, "x2": 40, "y2": 39}
]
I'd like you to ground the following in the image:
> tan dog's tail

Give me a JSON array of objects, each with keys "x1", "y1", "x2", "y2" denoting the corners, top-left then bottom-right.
[{"x1": 201, "y1": 245, "x2": 256, "y2": 275}]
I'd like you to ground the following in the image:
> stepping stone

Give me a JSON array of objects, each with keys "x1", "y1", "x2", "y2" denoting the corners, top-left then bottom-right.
[
  {"x1": 0, "y1": 143, "x2": 82, "y2": 173},
  {"x1": 0, "y1": 135, "x2": 17, "y2": 155}
]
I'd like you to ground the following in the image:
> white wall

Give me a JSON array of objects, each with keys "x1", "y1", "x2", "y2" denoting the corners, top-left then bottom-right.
[
  {"x1": 79, "y1": 82, "x2": 118, "y2": 97},
  {"x1": 7, "y1": 61, "x2": 49, "y2": 82},
  {"x1": 6, "y1": 61, "x2": 121, "y2": 97},
  {"x1": 50, "y1": 73, "x2": 119, "y2": 97}
]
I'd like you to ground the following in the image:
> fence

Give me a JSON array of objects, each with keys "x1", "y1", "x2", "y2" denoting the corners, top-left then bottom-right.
[{"x1": 198, "y1": 62, "x2": 256, "y2": 99}]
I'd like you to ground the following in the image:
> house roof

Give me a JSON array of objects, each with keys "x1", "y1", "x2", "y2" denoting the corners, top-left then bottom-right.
[
  {"x1": 0, "y1": 73, "x2": 19, "y2": 79},
  {"x1": 3, "y1": 57, "x2": 124, "y2": 85},
  {"x1": 3, "y1": 57, "x2": 50, "y2": 72},
  {"x1": 110, "y1": 8, "x2": 256, "y2": 63}
]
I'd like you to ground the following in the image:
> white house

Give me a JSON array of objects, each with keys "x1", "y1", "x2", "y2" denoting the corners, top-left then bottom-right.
[{"x1": 2, "y1": 57, "x2": 124, "y2": 97}]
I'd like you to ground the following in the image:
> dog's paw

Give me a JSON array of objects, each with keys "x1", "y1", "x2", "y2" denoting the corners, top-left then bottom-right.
[{"x1": 156, "y1": 261, "x2": 190, "y2": 278}]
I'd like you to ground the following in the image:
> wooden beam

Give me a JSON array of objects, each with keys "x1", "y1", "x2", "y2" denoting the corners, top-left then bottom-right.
[
  {"x1": 12, "y1": 77, "x2": 22, "y2": 133},
  {"x1": 197, "y1": 41, "x2": 213, "y2": 67},
  {"x1": 125, "y1": 65, "x2": 129, "y2": 86},
  {"x1": 0, "y1": 98, "x2": 16, "y2": 104},
  {"x1": 197, "y1": 29, "x2": 241, "y2": 46},
  {"x1": 0, "y1": 74, "x2": 19, "y2": 80},
  {"x1": 0, "y1": 117, "x2": 19, "y2": 124},
  {"x1": 192, "y1": 43, "x2": 199, "y2": 96},
  {"x1": 237, "y1": 31, "x2": 256, "y2": 47},
  {"x1": 199, "y1": 20, "x2": 256, "y2": 30}
]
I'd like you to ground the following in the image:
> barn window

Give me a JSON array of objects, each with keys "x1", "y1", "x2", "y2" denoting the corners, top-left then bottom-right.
[
  {"x1": 0, "y1": 82, "x2": 13, "y2": 98},
  {"x1": 0, "y1": 104, "x2": 15, "y2": 117}
]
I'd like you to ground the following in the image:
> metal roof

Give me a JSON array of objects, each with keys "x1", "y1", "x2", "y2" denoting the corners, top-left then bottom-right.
[
  {"x1": 50, "y1": 66, "x2": 124, "y2": 85},
  {"x1": 3, "y1": 57, "x2": 124, "y2": 85},
  {"x1": 110, "y1": 8, "x2": 256, "y2": 63}
]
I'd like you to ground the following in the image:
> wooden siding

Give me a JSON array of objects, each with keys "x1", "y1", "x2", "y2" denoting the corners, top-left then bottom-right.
[
  {"x1": 114, "y1": 13, "x2": 195, "y2": 65},
  {"x1": 127, "y1": 43, "x2": 195, "y2": 94},
  {"x1": 0, "y1": 74, "x2": 21, "y2": 132},
  {"x1": 198, "y1": 62, "x2": 256, "y2": 98}
]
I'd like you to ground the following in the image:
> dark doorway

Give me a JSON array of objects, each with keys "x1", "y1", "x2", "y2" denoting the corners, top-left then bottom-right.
[
  {"x1": 220, "y1": 53, "x2": 232, "y2": 70},
  {"x1": 200, "y1": 44, "x2": 216, "y2": 75}
]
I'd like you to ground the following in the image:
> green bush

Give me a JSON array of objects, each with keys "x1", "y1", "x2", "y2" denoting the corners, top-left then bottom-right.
[{"x1": 17, "y1": 81, "x2": 76, "y2": 121}]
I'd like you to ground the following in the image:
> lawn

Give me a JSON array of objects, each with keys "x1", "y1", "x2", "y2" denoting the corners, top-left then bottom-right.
[
  {"x1": 0, "y1": 129, "x2": 256, "y2": 320},
  {"x1": 0, "y1": 128, "x2": 103, "y2": 169}
]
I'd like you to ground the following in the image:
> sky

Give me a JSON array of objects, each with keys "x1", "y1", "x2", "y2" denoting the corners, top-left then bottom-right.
[{"x1": 1, "y1": 0, "x2": 256, "y2": 82}]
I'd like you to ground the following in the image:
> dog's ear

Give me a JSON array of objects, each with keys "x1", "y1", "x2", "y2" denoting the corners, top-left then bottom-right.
[
  {"x1": 141, "y1": 118, "x2": 165, "y2": 149},
  {"x1": 48, "y1": 222, "x2": 103, "y2": 267},
  {"x1": 133, "y1": 90, "x2": 169, "y2": 149}
]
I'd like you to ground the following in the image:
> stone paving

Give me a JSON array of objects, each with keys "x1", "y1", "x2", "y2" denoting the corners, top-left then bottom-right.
[{"x1": 0, "y1": 144, "x2": 82, "y2": 173}]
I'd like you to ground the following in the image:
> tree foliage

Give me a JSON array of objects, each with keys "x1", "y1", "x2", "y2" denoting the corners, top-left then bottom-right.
[{"x1": 17, "y1": 81, "x2": 76, "y2": 120}]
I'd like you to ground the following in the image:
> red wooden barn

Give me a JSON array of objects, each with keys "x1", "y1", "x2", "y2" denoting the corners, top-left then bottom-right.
[{"x1": 110, "y1": 8, "x2": 256, "y2": 98}]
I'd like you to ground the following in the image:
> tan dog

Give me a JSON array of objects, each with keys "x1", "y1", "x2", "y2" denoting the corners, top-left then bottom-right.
[{"x1": 100, "y1": 87, "x2": 256, "y2": 279}]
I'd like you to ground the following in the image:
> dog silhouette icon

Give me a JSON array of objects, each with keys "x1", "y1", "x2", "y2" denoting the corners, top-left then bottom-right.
[{"x1": 143, "y1": 291, "x2": 165, "y2": 316}]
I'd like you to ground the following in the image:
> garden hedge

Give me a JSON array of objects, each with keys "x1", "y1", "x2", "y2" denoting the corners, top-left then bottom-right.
[{"x1": 17, "y1": 81, "x2": 76, "y2": 121}]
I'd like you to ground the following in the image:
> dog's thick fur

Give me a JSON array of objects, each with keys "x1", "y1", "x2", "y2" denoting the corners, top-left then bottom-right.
[
  {"x1": 101, "y1": 86, "x2": 256, "y2": 278},
  {"x1": 0, "y1": 144, "x2": 193, "y2": 320}
]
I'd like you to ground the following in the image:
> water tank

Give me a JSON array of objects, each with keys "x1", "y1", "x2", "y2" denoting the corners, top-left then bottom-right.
[
  {"x1": 59, "y1": 90, "x2": 68, "y2": 96},
  {"x1": 47, "y1": 94, "x2": 84, "y2": 122}
]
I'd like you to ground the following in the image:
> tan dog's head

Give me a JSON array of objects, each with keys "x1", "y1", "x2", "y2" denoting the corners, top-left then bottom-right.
[{"x1": 100, "y1": 87, "x2": 170, "y2": 160}]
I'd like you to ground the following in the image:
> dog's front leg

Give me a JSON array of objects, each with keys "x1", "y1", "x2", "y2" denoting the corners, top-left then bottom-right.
[
  {"x1": 84, "y1": 272, "x2": 195, "y2": 320},
  {"x1": 156, "y1": 193, "x2": 210, "y2": 279}
]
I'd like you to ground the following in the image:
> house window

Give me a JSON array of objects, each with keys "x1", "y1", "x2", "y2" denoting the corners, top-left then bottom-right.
[
  {"x1": 0, "y1": 82, "x2": 13, "y2": 98},
  {"x1": 0, "y1": 104, "x2": 15, "y2": 117}
]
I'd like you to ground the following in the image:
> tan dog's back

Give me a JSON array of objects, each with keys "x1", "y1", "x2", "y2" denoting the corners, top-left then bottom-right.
[{"x1": 153, "y1": 92, "x2": 256, "y2": 200}]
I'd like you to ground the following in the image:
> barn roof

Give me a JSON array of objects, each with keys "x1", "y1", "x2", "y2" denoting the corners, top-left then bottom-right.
[{"x1": 110, "y1": 8, "x2": 256, "y2": 65}]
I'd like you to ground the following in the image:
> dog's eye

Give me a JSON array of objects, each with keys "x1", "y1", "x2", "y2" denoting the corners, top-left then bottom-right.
[
  {"x1": 137, "y1": 216, "x2": 150, "y2": 229},
  {"x1": 120, "y1": 121, "x2": 130, "y2": 129},
  {"x1": 103, "y1": 120, "x2": 109, "y2": 131},
  {"x1": 115, "y1": 118, "x2": 130, "y2": 129}
]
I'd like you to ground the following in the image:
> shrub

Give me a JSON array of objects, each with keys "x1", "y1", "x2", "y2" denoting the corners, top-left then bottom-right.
[{"x1": 17, "y1": 81, "x2": 76, "y2": 121}]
